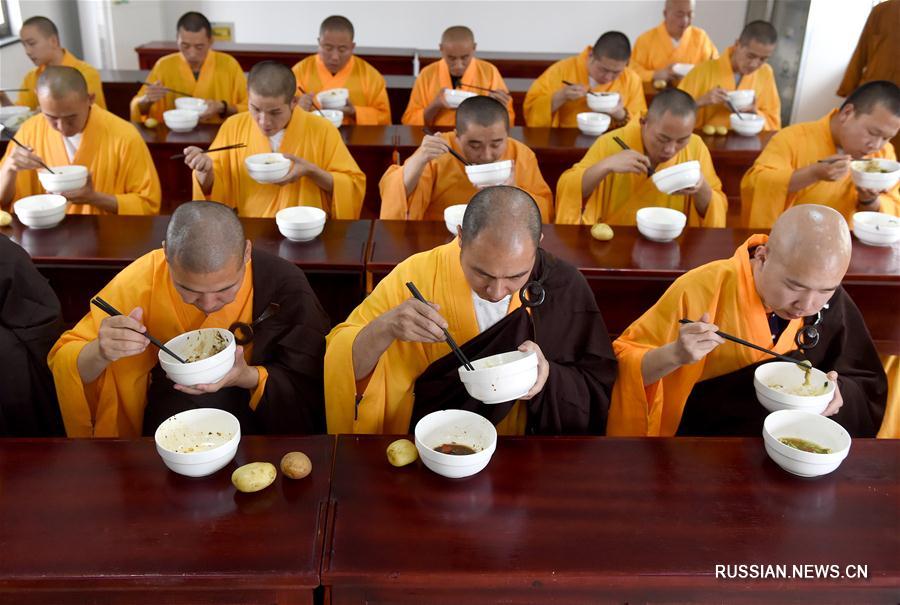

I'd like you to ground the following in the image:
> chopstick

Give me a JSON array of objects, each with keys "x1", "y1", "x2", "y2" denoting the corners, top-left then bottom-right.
[
  {"x1": 296, "y1": 85, "x2": 325, "y2": 116},
  {"x1": 91, "y1": 297, "x2": 187, "y2": 364},
  {"x1": 0, "y1": 88, "x2": 30, "y2": 93},
  {"x1": 423, "y1": 127, "x2": 471, "y2": 166},
  {"x1": 678, "y1": 319, "x2": 811, "y2": 369},
  {"x1": 135, "y1": 81, "x2": 192, "y2": 97},
  {"x1": 0, "y1": 124, "x2": 56, "y2": 174},
  {"x1": 406, "y1": 282, "x2": 475, "y2": 371},
  {"x1": 460, "y1": 82, "x2": 497, "y2": 94},
  {"x1": 725, "y1": 98, "x2": 746, "y2": 120},
  {"x1": 562, "y1": 80, "x2": 600, "y2": 96},
  {"x1": 612, "y1": 135, "x2": 654, "y2": 177},
  {"x1": 169, "y1": 143, "x2": 246, "y2": 160}
]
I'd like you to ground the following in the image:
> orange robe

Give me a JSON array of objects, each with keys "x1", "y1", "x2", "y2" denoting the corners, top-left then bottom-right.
[
  {"x1": 554, "y1": 119, "x2": 727, "y2": 226},
  {"x1": 2, "y1": 107, "x2": 161, "y2": 215},
  {"x1": 401, "y1": 57, "x2": 514, "y2": 126},
  {"x1": 630, "y1": 22, "x2": 719, "y2": 82},
  {"x1": 878, "y1": 355, "x2": 899, "y2": 438},
  {"x1": 16, "y1": 49, "x2": 106, "y2": 110},
  {"x1": 837, "y1": 0, "x2": 900, "y2": 97},
  {"x1": 523, "y1": 47, "x2": 647, "y2": 128},
  {"x1": 292, "y1": 54, "x2": 391, "y2": 125},
  {"x1": 379, "y1": 132, "x2": 553, "y2": 222}
]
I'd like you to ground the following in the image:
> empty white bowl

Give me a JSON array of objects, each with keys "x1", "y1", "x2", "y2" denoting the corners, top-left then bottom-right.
[
  {"x1": 245, "y1": 152, "x2": 291, "y2": 184},
  {"x1": 652, "y1": 160, "x2": 701, "y2": 195},
  {"x1": 763, "y1": 409, "x2": 851, "y2": 478},
  {"x1": 465, "y1": 159, "x2": 513, "y2": 187},
  {"x1": 576, "y1": 112, "x2": 612, "y2": 136},
  {"x1": 726, "y1": 89, "x2": 755, "y2": 110},
  {"x1": 852, "y1": 211, "x2": 900, "y2": 247},
  {"x1": 444, "y1": 89, "x2": 478, "y2": 108},
  {"x1": 275, "y1": 206, "x2": 327, "y2": 241},
  {"x1": 754, "y1": 361, "x2": 835, "y2": 415},
  {"x1": 636, "y1": 206, "x2": 687, "y2": 242},
  {"x1": 586, "y1": 91, "x2": 620, "y2": 113},
  {"x1": 155, "y1": 408, "x2": 241, "y2": 477},
  {"x1": 174, "y1": 97, "x2": 208, "y2": 114},
  {"x1": 316, "y1": 87, "x2": 349, "y2": 109},
  {"x1": 849, "y1": 158, "x2": 900, "y2": 191},
  {"x1": 458, "y1": 350, "x2": 538, "y2": 404},
  {"x1": 444, "y1": 204, "x2": 467, "y2": 236},
  {"x1": 414, "y1": 409, "x2": 498, "y2": 479},
  {"x1": 159, "y1": 328, "x2": 236, "y2": 386},
  {"x1": 317, "y1": 108, "x2": 344, "y2": 128},
  {"x1": 672, "y1": 63, "x2": 694, "y2": 77},
  {"x1": 37, "y1": 165, "x2": 88, "y2": 194},
  {"x1": 0, "y1": 105, "x2": 31, "y2": 131},
  {"x1": 730, "y1": 112, "x2": 765, "y2": 136},
  {"x1": 13, "y1": 194, "x2": 67, "y2": 229},
  {"x1": 163, "y1": 109, "x2": 199, "y2": 132}
]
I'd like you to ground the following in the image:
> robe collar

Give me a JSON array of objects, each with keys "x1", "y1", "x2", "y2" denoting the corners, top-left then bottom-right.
[
  {"x1": 437, "y1": 56, "x2": 480, "y2": 90},
  {"x1": 315, "y1": 53, "x2": 355, "y2": 90},
  {"x1": 657, "y1": 21, "x2": 694, "y2": 50},
  {"x1": 164, "y1": 255, "x2": 255, "y2": 334},
  {"x1": 247, "y1": 106, "x2": 309, "y2": 154},
  {"x1": 175, "y1": 48, "x2": 217, "y2": 98}
]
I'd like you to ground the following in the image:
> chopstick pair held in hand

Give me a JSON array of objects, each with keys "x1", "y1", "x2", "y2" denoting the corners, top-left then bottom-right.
[
  {"x1": 90, "y1": 297, "x2": 187, "y2": 363},
  {"x1": 405, "y1": 282, "x2": 474, "y2": 371}
]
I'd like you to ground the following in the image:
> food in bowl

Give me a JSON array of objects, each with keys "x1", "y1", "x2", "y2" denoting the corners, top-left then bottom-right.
[
  {"x1": 767, "y1": 380, "x2": 830, "y2": 397},
  {"x1": 778, "y1": 437, "x2": 832, "y2": 454},
  {"x1": 434, "y1": 443, "x2": 478, "y2": 455},
  {"x1": 852, "y1": 211, "x2": 900, "y2": 246},
  {"x1": 158, "y1": 328, "x2": 236, "y2": 386},
  {"x1": 458, "y1": 350, "x2": 538, "y2": 404},
  {"x1": 414, "y1": 409, "x2": 497, "y2": 478},
  {"x1": 754, "y1": 361, "x2": 835, "y2": 414},
  {"x1": 158, "y1": 426, "x2": 235, "y2": 454},
  {"x1": 854, "y1": 159, "x2": 891, "y2": 173},
  {"x1": 849, "y1": 158, "x2": 900, "y2": 191},
  {"x1": 762, "y1": 409, "x2": 851, "y2": 477},
  {"x1": 183, "y1": 329, "x2": 229, "y2": 362},
  {"x1": 154, "y1": 408, "x2": 241, "y2": 477}
]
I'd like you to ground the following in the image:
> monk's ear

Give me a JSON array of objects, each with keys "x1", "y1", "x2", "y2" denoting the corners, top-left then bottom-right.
[
  {"x1": 289, "y1": 95, "x2": 299, "y2": 111},
  {"x1": 753, "y1": 244, "x2": 768, "y2": 263},
  {"x1": 838, "y1": 103, "x2": 855, "y2": 123},
  {"x1": 87, "y1": 93, "x2": 96, "y2": 105}
]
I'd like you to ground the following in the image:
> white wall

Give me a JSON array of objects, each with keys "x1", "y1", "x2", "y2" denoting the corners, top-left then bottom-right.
[{"x1": 0, "y1": 0, "x2": 82, "y2": 88}]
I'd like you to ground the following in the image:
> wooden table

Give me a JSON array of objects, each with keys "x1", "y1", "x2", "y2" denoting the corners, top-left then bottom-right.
[
  {"x1": 367, "y1": 221, "x2": 900, "y2": 354},
  {"x1": 0, "y1": 435, "x2": 335, "y2": 605},
  {"x1": 323, "y1": 435, "x2": 899, "y2": 604}
]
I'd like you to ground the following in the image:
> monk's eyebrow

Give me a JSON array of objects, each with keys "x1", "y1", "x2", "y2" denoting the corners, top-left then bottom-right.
[
  {"x1": 175, "y1": 279, "x2": 240, "y2": 294},
  {"x1": 785, "y1": 277, "x2": 839, "y2": 292},
  {"x1": 474, "y1": 266, "x2": 529, "y2": 280}
]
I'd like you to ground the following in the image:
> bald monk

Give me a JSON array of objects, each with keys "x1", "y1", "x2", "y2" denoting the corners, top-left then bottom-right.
[
  {"x1": 630, "y1": 0, "x2": 718, "y2": 85},
  {"x1": 402, "y1": 26, "x2": 515, "y2": 127},
  {"x1": 555, "y1": 88, "x2": 726, "y2": 226},
  {"x1": 0, "y1": 66, "x2": 161, "y2": 215},
  {"x1": 326, "y1": 186, "x2": 616, "y2": 435},
  {"x1": 678, "y1": 20, "x2": 781, "y2": 131},
  {"x1": 608, "y1": 205, "x2": 886, "y2": 437},
  {"x1": 131, "y1": 12, "x2": 247, "y2": 125},
  {"x1": 292, "y1": 15, "x2": 391, "y2": 125},
  {"x1": 380, "y1": 96, "x2": 553, "y2": 222},
  {"x1": 0, "y1": 235, "x2": 64, "y2": 437},
  {"x1": 524, "y1": 32, "x2": 646, "y2": 129},
  {"x1": 186, "y1": 61, "x2": 365, "y2": 218},
  {"x1": 49, "y1": 201, "x2": 331, "y2": 438},
  {"x1": 0, "y1": 16, "x2": 105, "y2": 110},
  {"x1": 741, "y1": 80, "x2": 900, "y2": 228}
]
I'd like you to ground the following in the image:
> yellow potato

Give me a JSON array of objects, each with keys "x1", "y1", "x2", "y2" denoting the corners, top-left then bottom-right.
[
  {"x1": 653, "y1": 79, "x2": 667, "y2": 90},
  {"x1": 231, "y1": 462, "x2": 276, "y2": 493},
  {"x1": 0, "y1": 210, "x2": 12, "y2": 227},
  {"x1": 590, "y1": 222, "x2": 614, "y2": 241},
  {"x1": 280, "y1": 451, "x2": 312, "y2": 480},
  {"x1": 702, "y1": 124, "x2": 717, "y2": 136},
  {"x1": 144, "y1": 118, "x2": 159, "y2": 129},
  {"x1": 386, "y1": 439, "x2": 418, "y2": 467},
  {"x1": 716, "y1": 125, "x2": 729, "y2": 136}
]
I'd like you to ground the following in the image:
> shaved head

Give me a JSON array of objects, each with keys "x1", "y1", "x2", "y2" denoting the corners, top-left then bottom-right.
[
  {"x1": 461, "y1": 186, "x2": 541, "y2": 249},
  {"x1": 840, "y1": 80, "x2": 900, "y2": 117},
  {"x1": 592, "y1": 31, "x2": 631, "y2": 62},
  {"x1": 320, "y1": 15, "x2": 354, "y2": 39},
  {"x1": 165, "y1": 201, "x2": 246, "y2": 274},
  {"x1": 665, "y1": 0, "x2": 695, "y2": 9},
  {"x1": 646, "y1": 87, "x2": 696, "y2": 120},
  {"x1": 739, "y1": 20, "x2": 778, "y2": 46},
  {"x1": 22, "y1": 16, "x2": 59, "y2": 38},
  {"x1": 442, "y1": 25, "x2": 475, "y2": 44},
  {"x1": 37, "y1": 65, "x2": 88, "y2": 100},
  {"x1": 248, "y1": 60, "x2": 297, "y2": 103},
  {"x1": 456, "y1": 95, "x2": 509, "y2": 134},
  {"x1": 176, "y1": 11, "x2": 212, "y2": 37}
]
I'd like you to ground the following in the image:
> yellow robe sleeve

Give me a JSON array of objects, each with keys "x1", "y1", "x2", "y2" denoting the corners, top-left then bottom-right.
[
  {"x1": 629, "y1": 30, "x2": 659, "y2": 83},
  {"x1": 739, "y1": 130, "x2": 797, "y2": 229},
  {"x1": 622, "y1": 69, "x2": 648, "y2": 120},
  {"x1": 402, "y1": 69, "x2": 433, "y2": 125},
  {"x1": 227, "y1": 64, "x2": 249, "y2": 114},
  {"x1": 754, "y1": 67, "x2": 782, "y2": 130},
  {"x1": 193, "y1": 121, "x2": 232, "y2": 204},
  {"x1": 15, "y1": 71, "x2": 39, "y2": 110},
  {"x1": 130, "y1": 61, "x2": 163, "y2": 123},
  {"x1": 554, "y1": 135, "x2": 611, "y2": 224},
  {"x1": 514, "y1": 143, "x2": 554, "y2": 222},
  {"x1": 83, "y1": 65, "x2": 107, "y2": 110},
  {"x1": 695, "y1": 140, "x2": 728, "y2": 227},
  {"x1": 319, "y1": 125, "x2": 367, "y2": 219},
  {"x1": 378, "y1": 163, "x2": 440, "y2": 220},
  {"x1": 877, "y1": 354, "x2": 900, "y2": 438},
  {"x1": 115, "y1": 125, "x2": 162, "y2": 215},
  {"x1": 489, "y1": 67, "x2": 516, "y2": 125},
  {"x1": 523, "y1": 61, "x2": 564, "y2": 127},
  {"x1": 354, "y1": 65, "x2": 391, "y2": 126}
]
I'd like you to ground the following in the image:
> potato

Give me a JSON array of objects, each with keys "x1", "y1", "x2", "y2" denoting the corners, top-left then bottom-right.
[
  {"x1": 0, "y1": 210, "x2": 11, "y2": 227},
  {"x1": 231, "y1": 462, "x2": 276, "y2": 493},
  {"x1": 716, "y1": 125, "x2": 729, "y2": 136},
  {"x1": 590, "y1": 222, "x2": 614, "y2": 241},
  {"x1": 144, "y1": 118, "x2": 159, "y2": 129},
  {"x1": 702, "y1": 124, "x2": 717, "y2": 136},
  {"x1": 386, "y1": 438, "x2": 418, "y2": 467},
  {"x1": 653, "y1": 79, "x2": 667, "y2": 90},
  {"x1": 280, "y1": 451, "x2": 312, "y2": 480}
]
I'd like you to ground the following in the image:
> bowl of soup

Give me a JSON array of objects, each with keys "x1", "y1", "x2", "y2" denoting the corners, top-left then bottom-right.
[
  {"x1": 586, "y1": 91, "x2": 619, "y2": 113},
  {"x1": 245, "y1": 153, "x2": 291, "y2": 184},
  {"x1": 444, "y1": 204, "x2": 467, "y2": 236},
  {"x1": 636, "y1": 207, "x2": 686, "y2": 242},
  {"x1": 13, "y1": 194, "x2": 67, "y2": 229},
  {"x1": 849, "y1": 158, "x2": 900, "y2": 191},
  {"x1": 852, "y1": 211, "x2": 900, "y2": 247},
  {"x1": 458, "y1": 350, "x2": 538, "y2": 404},
  {"x1": 276, "y1": 206, "x2": 327, "y2": 241},
  {"x1": 37, "y1": 165, "x2": 89, "y2": 194},
  {"x1": 163, "y1": 109, "x2": 199, "y2": 132},
  {"x1": 155, "y1": 408, "x2": 241, "y2": 477},
  {"x1": 465, "y1": 159, "x2": 513, "y2": 187},
  {"x1": 763, "y1": 409, "x2": 851, "y2": 477},
  {"x1": 729, "y1": 112, "x2": 765, "y2": 136},
  {"x1": 754, "y1": 361, "x2": 834, "y2": 414},
  {"x1": 576, "y1": 112, "x2": 612, "y2": 136},
  {"x1": 174, "y1": 97, "x2": 208, "y2": 114},
  {"x1": 158, "y1": 327, "x2": 236, "y2": 386},
  {"x1": 726, "y1": 89, "x2": 755, "y2": 110},
  {"x1": 316, "y1": 87, "x2": 349, "y2": 109},
  {"x1": 651, "y1": 160, "x2": 701, "y2": 195},
  {"x1": 414, "y1": 409, "x2": 497, "y2": 478},
  {"x1": 444, "y1": 89, "x2": 478, "y2": 108}
]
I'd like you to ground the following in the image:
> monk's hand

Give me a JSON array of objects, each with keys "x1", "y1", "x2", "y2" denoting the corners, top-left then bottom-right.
[
  {"x1": 697, "y1": 86, "x2": 729, "y2": 107},
  {"x1": 821, "y1": 371, "x2": 844, "y2": 417},
  {"x1": 198, "y1": 100, "x2": 222, "y2": 122},
  {"x1": 430, "y1": 88, "x2": 452, "y2": 110},
  {"x1": 183, "y1": 145, "x2": 213, "y2": 175},
  {"x1": 3, "y1": 143, "x2": 48, "y2": 173},
  {"x1": 601, "y1": 149, "x2": 652, "y2": 176},
  {"x1": 412, "y1": 134, "x2": 451, "y2": 165},
  {"x1": 517, "y1": 340, "x2": 549, "y2": 400},
  {"x1": 173, "y1": 346, "x2": 260, "y2": 394},
  {"x1": 340, "y1": 98, "x2": 356, "y2": 117},
  {"x1": 606, "y1": 100, "x2": 627, "y2": 122},
  {"x1": 274, "y1": 153, "x2": 315, "y2": 185},
  {"x1": 488, "y1": 89, "x2": 511, "y2": 106},
  {"x1": 654, "y1": 65, "x2": 677, "y2": 83},
  {"x1": 673, "y1": 312, "x2": 724, "y2": 365},
  {"x1": 672, "y1": 172, "x2": 707, "y2": 196},
  {"x1": 97, "y1": 307, "x2": 149, "y2": 362},
  {"x1": 384, "y1": 298, "x2": 449, "y2": 343},
  {"x1": 856, "y1": 186, "x2": 883, "y2": 210},
  {"x1": 298, "y1": 93, "x2": 314, "y2": 112},
  {"x1": 60, "y1": 172, "x2": 98, "y2": 205},
  {"x1": 142, "y1": 80, "x2": 168, "y2": 104},
  {"x1": 814, "y1": 154, "x2": 851, "y2": 181}
]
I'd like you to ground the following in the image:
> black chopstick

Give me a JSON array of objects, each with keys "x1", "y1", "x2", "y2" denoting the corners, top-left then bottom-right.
[
  {"x1": 296, "y1": 85, "x2": 326, "y2": 116},
  {"x1": 91, "y1": 297, "x2": 187, "y2": 364},
  {"x1": 725, "y1": 98, "x2": 746, "y2": 120},
  {"x1": 460, "y1": 82, "x2": 496, "y2": 93},
  {"x1": 406, "y1": 282, "x2": 475, "y2": 371},
  {"x1": 169, "y1": 143, "x2": 246, "y2": 160},
  {"x1": 423, "y1": 128, "x2": 471, "y2": 166},
  {"x1": 2, "y1": 129, "x2": 56, "y2": 174},
  {"x1": 678, "y1": 319, "x2": 810, "y2": 369},
  {"x1": 612, "y1": 136, "x2": 654, "y2": 177},
  {"x1": 135, "y1": 81, "x2": 193, "y2": 97},
  {"x1": 562, "y1": 79, "x2": 600, "y2": 96},
  {"x1": 0, "y1": 88, "x2": 30, "y2": 93}
]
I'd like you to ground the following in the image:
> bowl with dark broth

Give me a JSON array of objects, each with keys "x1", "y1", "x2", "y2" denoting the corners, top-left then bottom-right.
[
  {"x1": 414, "y1": 409, "x2": 497, "y2": 478},
  {"x1": 763, "y1": 410, "x2": 850, "y2": 477}
]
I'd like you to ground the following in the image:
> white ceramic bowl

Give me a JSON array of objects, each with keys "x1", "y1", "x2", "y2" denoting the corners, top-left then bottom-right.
[
  {"x1": 849, "y1": 159, "x2": 900, "y2": 191},
  {"x1": 465, "y1": 159, "x2": 513, "y2": 188},
  {"x1": 763, "y1": 409, "x2": 851, "y2": 478},
  {"x1": 852, "y1": 211, "x2": 900, "y2": 247},
  {"x1": 576, "y1": 112, "x2": 612, "y2": 136},
  {"x1": 727, "y1": 89, "x2": 755, "y2": 110},
  {"x1": 245, "y1": 152, "x2": 291, "y2": 184},
  {"x1": 174, "y1": 97, "x2": 208, "y2": 114},
  {"x1": 158, "y1": 328, "x2": 236, "y2": 386},
  {"x1": 154, "y1": 408, "x2": 241, "y2": 477},
  {"x1": 672, "y1": 63, "x2": 694, "y2": 77},
  {"x1": 414, "y1": 409, "x2": 498, "y2": 479},
  {"x1": 37, "y1": 165, "x2": 88, "y2": 194},
  {"x1": 14, "y1": 194, "x2": 67, "y2": 229},
  {"x1": 0, "y1": 105, "x2": 31, "y2": 131},
  {"x1": 586, "y1": 91, "x2": 620, "y2": 113},
  {"x1": 444, "y1": 204, "x2": 467, "y2": 236},
  {"x1": 275, "y1": 206, "x2": 327, "y2": 242},
  {"x1": 651, "y1": 160, "x2": 701, "y2": 195},
  {"x1": 316, "y1": 87, "x2": 349, "y2": 109},
  {"x1": 444, "y1": 89, "x2": 478, "y2": 108},
  {"x1": 458, "y1": 350, "x2": 538, "y2": 404},
  {"x1": 318, "y1": 108, "x2": 344, "y2": 128},
  {"x1": 636, "y1": 207, "x2": 686, "y2": 242},
  {"x1": 754, "y1": 361, "x2": 835, "y2": 415},
  {"x1": 729, "y1": 112, "x2": 765, "y2": 136},
  {"x1": 163, "y1": 109, "x2": 199, "y2": 132}
]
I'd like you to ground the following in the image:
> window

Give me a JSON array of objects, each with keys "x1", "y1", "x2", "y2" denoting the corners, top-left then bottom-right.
[{"x1": 0, "y1": 0, "x2": 11, "y2": 39}]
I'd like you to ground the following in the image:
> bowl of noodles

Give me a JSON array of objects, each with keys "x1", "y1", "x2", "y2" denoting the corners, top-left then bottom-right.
[
  {"x1": 158, "y1": 328, "x2": 236, "y2": 386},
  {"x1": 753, "y1": 361, "x2": 835, "y2": 414}
]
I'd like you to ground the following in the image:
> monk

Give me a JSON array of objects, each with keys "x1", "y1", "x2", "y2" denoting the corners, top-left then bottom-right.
[
  {"x1": 0, "y1": 16, "x2": 105, "y2": 110},
  {"x1": 402, "y1": 26, "x2": 514, "y2": 126},
  {"x1": 740, "y1": 80, "x2": 900, "y2": 228},
  {"x1": 185, "y1": 61, "x2": 365, "y2": 218},
  {"x1": 630, "y1": 0, "x2": 718, "y2": 85},
  {"x1": 130, "y1": 12, "x2": 247, "y2": 125},
  {"x1": 292, "y1": 15, "x2": 391, "y2": 125},
  {"x1": 678, "y1": 20, "x2": 781, "y2": 130},
  {"x1": 0, "y1": 66, "x2": 161, "y2": 215},
  {"x1": 380, "y1": 96, "x2": 553, "y2": 222},
  {"x1": 0, "y1": 235, "x2": 64, "y2": 437},
  {"x1": 325, "y1": 186, "x2": 617, "y2": 435},
  {"x1": 49, "y1": 201, "x2": 331, "y2": 438},
  {"x1": 555, "y1": 88, "x2": 726, "y2": 226},
  {"x1": 524, "y1": 32, "x2": 646, "y2": 129},
  {"x1": 608, "y1": 205, "x2": 886, "y2": 438}
]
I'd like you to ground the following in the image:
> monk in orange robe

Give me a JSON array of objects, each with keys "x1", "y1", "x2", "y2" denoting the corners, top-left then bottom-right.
[
  {"x1": 608, "y1": 205, "x2": 886, "y2": 438},
  {"x1": 292, "y1": 15, "x2": 391, "y2": 126},
  {"x1": 524, "y1": 32, "x2": 646, "y2": 129},
  {"x1": 402, "y1": 26, "x2": 514, "y2": 127},
  {"x1": 381, "y1": 96, "x2": 553, "y2": 222}
]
